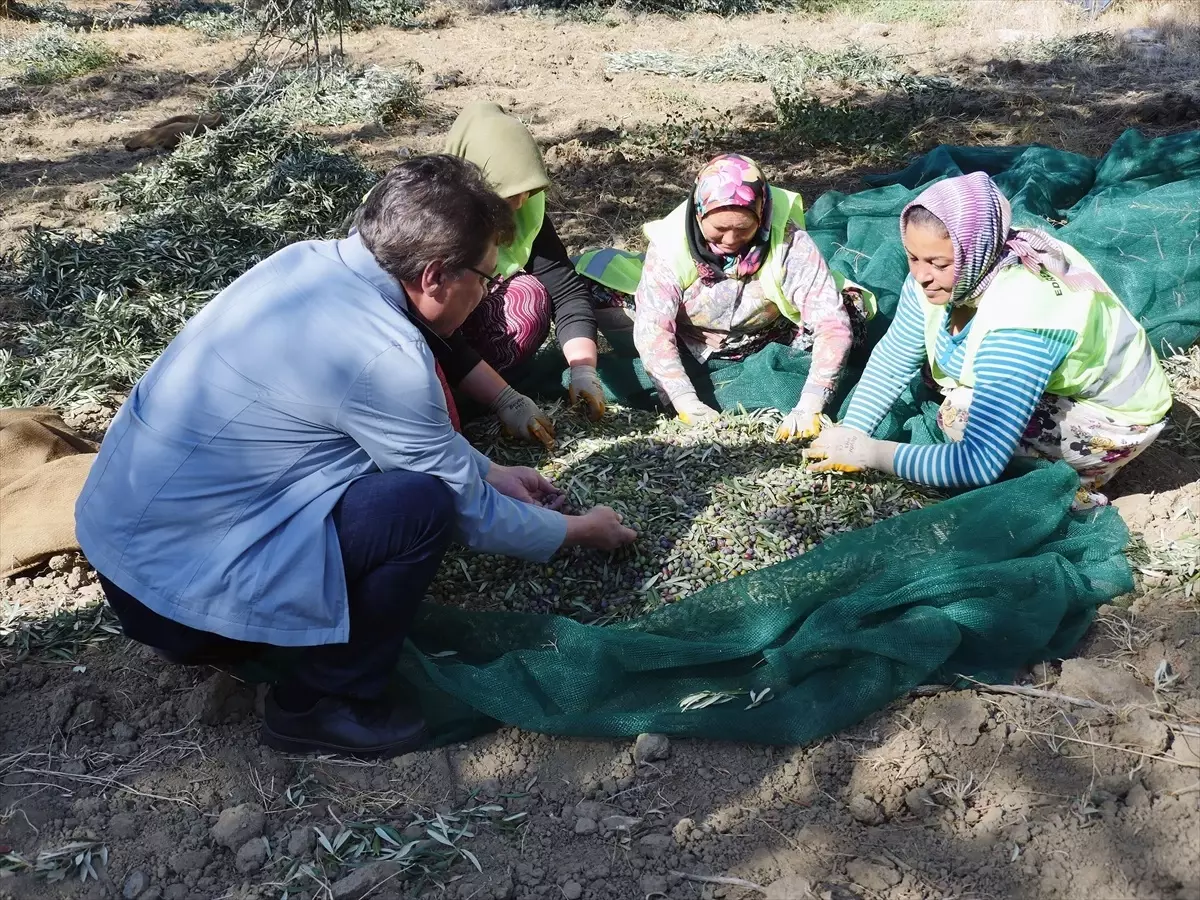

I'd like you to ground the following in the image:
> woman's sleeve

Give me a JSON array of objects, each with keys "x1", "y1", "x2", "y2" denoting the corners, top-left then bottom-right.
[
  {"x1": 841, "y1": 277, "x2": 929, "y2": 435},
  {"x1": 893, "y1": 328, "x2": 1075, "y2": 488},
  {"x1": 525, "y1": 215, "x2": 597, "y2": 345},
  {"x1": 633, "y1": 242, "x2": 697, "y2": 403},
  {"x1": 780, "y1": 228, "x2": 852, "y2": 402}
]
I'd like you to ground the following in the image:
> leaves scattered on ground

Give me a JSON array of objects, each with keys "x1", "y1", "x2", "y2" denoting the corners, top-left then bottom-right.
[
  {"x1": 0, "y1": 25, "x2": 117, "y2": 86},
  {"x1": 0, "y1": 116, "x2": 376, "y2": 408}
]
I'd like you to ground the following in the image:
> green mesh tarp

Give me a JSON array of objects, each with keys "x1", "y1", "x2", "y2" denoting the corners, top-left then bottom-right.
[{"x1": 393, "y1": 462, "x2": 1130, "y2": 747}]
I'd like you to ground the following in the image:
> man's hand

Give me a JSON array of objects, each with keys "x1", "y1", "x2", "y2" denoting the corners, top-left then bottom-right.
[
  {"x1": 775, "y1": 394, "x2": 825, "y2": 442},
  {"x1": 672, "y1": 392, "x2": 719, "y2": 426},
  {"x1": 568, "y1": 365, "x2": 606, "y2": 422},
  {"x1": 492, "y1": 386, "x2": 555, "y2": 450},
  {"x1": 564, "y1": 506, "x2": 638, "y2": 550},
  {"x1": 801, "y1": 426, "x2": 897, "y2": 474},
  {"x1": 486, "y1": 464, "x2": 566, "y2": 510}
]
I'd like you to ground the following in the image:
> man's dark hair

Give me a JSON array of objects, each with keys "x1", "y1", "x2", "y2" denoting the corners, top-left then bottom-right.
[{"x1": 355, "y1": 155, "x2": 514, "y2": 284}]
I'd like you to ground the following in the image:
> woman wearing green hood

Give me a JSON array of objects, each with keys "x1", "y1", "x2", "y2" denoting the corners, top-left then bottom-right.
[{"x1": 439, "y1": 101, "x2": 605, "y2": 449}]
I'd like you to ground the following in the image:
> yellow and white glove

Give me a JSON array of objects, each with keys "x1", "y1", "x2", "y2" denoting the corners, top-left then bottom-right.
[
  {"x1": 672, "y1": 392, "x2": 720, "y2": 426},
  {"x1": 492, "y1": 386, "x2": 555, "y2": 450},
  {"x1": 568, "y1": 365, "x2": 606, "y2": 422},
  {"x1": 775, "y1": 394, "x2": 826, "y2": 442},
  {"x1": 802, "y1": 426, "x2": 898, "y2": 475}
]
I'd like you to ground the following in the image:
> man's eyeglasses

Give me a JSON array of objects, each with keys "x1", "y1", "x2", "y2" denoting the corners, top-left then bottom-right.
[{"x1": 467, "y1": 266, "x2": 502, "y2": 294}]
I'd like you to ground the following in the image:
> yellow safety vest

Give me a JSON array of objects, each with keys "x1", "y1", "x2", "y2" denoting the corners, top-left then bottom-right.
[
  {"x1": 921, "y1": 245, "x2": 1172, "y2": 425},
  {"x1": 640, "y1": 186, "x2": 876, "y2": 323}
]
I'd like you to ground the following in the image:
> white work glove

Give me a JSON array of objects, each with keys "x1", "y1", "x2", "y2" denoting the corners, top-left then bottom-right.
[
  {"x1": 775, "y1": 393, "x2": 826, "y2": 442},
  {"x1": 802, "y1": 425, "x2": 899, "y2": 475},
  {"x1": 568, "y1": 365, "x2": 606, "y2": 422},
  {"x1": 672, "y1": 392, "x2": 720, "y2": 426},
  {"x1": 491, "y1": 386, "x2": 555, "y2": 450}
]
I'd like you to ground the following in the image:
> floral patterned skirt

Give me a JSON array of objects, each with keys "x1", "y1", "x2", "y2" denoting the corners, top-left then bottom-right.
[{"x1": 937, "y1": 389, "x2": 1166, "y2": 507}]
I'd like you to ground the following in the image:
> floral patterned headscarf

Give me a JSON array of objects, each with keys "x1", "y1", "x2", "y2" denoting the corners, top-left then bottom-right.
[
  {"x1": 687, "y1": 153, "x2": 773, "y2": 283},
  {"x1": 902, "y1": 172, "x2": 1108, "y2": 307}
]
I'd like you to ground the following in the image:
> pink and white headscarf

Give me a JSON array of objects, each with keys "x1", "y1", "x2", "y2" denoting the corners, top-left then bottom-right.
[{"x1": 901, "y1": 171, "x2": 1107, "y2": 306}]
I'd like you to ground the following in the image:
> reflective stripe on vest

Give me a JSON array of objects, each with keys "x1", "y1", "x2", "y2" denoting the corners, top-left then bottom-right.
[
  {"x1": 495, "y1": 191, "x2": 546, "y2": 278},
  {"x1": 575, "y1": 247, "x2": 646, "y2": 296},
  {"x1": 920, "y1": 247, "x2": 1171, "y2": 425}
]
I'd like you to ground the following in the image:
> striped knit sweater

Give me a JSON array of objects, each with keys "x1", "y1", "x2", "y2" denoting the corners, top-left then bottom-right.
[{"x1": 842, "y1": 276, "x2": 1076, "y2": 488}]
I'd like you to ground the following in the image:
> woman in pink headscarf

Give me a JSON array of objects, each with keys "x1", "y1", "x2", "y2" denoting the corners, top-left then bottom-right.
[
  {"x1": 628, "y1": 153, "x2": 870, "y2": 439},
  {"x1": 806, "y1": 172, "x2": 1172, "y2": 507}
]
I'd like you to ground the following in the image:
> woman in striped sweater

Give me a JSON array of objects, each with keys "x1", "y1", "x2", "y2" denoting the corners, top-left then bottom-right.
[{"x1": 804, "y1": 172, "x2": 1172, "y2": 508}]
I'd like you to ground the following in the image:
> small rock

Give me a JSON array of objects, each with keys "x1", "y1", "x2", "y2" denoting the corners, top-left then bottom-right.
[
  {"x1": 848, "y1": 794, "x2": 883, "y2": 825},
  {"x1": 69, "y1": 698, "x2": 106, "y2": 731},
  {"x1": 764, "y1": 876, "x2": 813, "y2": 900},
  {"x1": 1136, "y1": 42, "x2": 1168, "y2": 62},
  {"x1": 561, "y1": 881, "x2": 583, "y2": 900},
  {"x1": 1125, "y1": 781, "x2": 1151, "y2": 809},
  {"x1": 331, "y1": 861, "x2": 404, "y2": 900},
  {"x1": 637, "y1": 833, "x2": 673, "y2": 858},
  {"x1": 1112, "y1": 711, "x2": 1170, "y2": 752},
  {"x1": 845, "y1": 859, "x2": 901, "y2": 892},
  {"x1": 186, "y1": 672, "x2": 244, "y2": 726},
  {"x1": 169, "y1": 849, "x2": 210, "y2": 875},
  {"x1": 67, "y1": 569, "x2": 85, "y2": 589},
  {"x1": 640, "y1": 873, "x2": 669, "y2": 895},
  {"x1": 573, "y1": 800, "x2": 607, "y2": 820},
  {"x1": 123, "y1": 871, "x2": 148, "y2": 900},
  {"x1": 904, "y1": 786, "x2": 936, "y2": 817},
  {"x1": 49, "y1": 554, "x2": 71, "y2": 572},
  {"x1": 287, "y1": 827, "x2": 316, "y2": 857},
  {"x1": 634, "y1": 733, "x2": 670, "y2": 764},
  {"x1": 672, "y1": 817, "x2": 694, "y2": 844},
  {"x1": 235, "y1": 837, "x2": 268, "y2": 874},
  {"x1": 599, "y1": 815, "x2": 641, "y2": 834},
  {"x1": 1057, "y1": 659, "x2": 1153, "y2": 708},
  {"x1": 854, "y1": 22, "x2": 890, "y2": 38},
  {"x1": 1124, "y1": 27, "x2": 1160, "y2": 43},
  {"x1": 211, "y1": 803, "x2": 265, "y2": 850},
  {"x1": 49, "y1": 686, "x2": 78, "y2": 729},
  {"x1": 574, "y1": 817, "x2": 598, "y2": 835},
  {"x1": 1170, "y1": 731, "x2": 1200, "y2": 768},
  {"x1": 923, "y1": 696, "x2": 988, "y2": 746},
  {"x1": 112, "y1": 721, "x2": 137, "y2": 741},
  {"x1": 110, "y1": 812, "x2": 138, "y2": 839}
]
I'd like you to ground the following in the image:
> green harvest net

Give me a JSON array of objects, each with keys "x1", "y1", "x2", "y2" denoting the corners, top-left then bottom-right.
[
  {"x1": 392, "y1": 462, "x2": 1131, "y2": 747},
  {"x1": 247, "y1": 130, "x2": 1197, "y2": 748}
]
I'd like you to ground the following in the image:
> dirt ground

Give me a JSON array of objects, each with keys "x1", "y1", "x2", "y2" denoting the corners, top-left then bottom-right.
[{"x1": 2, "y1": 1, "x2": 1200, "y2": 898}]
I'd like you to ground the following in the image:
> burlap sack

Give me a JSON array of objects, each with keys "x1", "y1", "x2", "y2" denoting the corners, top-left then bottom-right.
[{"x1": 0, "y1": 408, "x2": 97, "y2": 577}]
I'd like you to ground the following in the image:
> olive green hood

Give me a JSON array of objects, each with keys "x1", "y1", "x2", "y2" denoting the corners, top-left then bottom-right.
[{"x1": 443, "y1": 101, "x2": 549, "y2": 200}]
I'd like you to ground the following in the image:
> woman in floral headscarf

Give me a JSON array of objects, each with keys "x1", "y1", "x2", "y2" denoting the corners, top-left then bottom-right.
[
  {"x1": 628, "y1": 153, "x2": 871, "y2": 439},
  {"x1": 805, "y1": 171, "x2": 1172, "y2": 507}
]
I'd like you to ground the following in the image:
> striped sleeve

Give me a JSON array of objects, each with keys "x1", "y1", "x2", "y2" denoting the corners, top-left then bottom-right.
[
  {"x1": 841, "y1": 276, "x2": 928, "y2": 435},
  {"x1": 893, "y1": 329, "x2": 1075, "y2": 489}
]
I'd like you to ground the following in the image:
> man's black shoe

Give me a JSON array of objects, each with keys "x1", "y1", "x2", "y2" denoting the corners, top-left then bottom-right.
[{"x1": 260, "y1": 690, "x2": 427, "y2": 758}]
